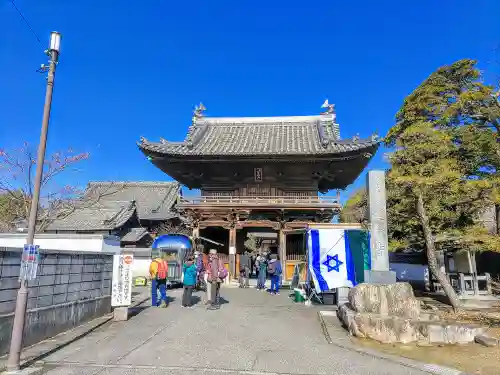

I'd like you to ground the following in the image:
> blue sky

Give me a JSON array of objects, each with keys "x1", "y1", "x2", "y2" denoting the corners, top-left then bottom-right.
[{"x1": 1, "y1": 0, "x2": 499, "y2": 201}]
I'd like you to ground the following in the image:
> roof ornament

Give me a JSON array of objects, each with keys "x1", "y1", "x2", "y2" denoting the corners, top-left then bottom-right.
[
  {"x1": 140, "y1": 136, "x2": 147, "y2": 144},
  {"x1": 371, "y1": 132, "x2": 379, "y2": 142},
  {"x1": 352, "y1": 133, "x2": 360, "y2": 142},
  {"x1": 192, "y1": 102, "x2": 207, "y2": 123},
  {"x1": 320, "y1": 99, "x2": 335, "y2": 115}
]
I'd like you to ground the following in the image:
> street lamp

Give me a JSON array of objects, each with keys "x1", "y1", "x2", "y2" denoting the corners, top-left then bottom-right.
[
  {"x1": 6, "y1": 32, "x2": 61, "y2": 372},
  {"x1": 49, "y1": 31, "x2": 61, "y2": 52}
]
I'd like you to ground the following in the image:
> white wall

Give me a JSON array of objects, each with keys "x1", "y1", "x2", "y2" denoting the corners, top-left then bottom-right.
[
  {"x1": 132, "y1": 256, "x2": 151, "y2": 279},
  {"x1": 0, "y1": 233, "x2": 121, "y2": 253}
]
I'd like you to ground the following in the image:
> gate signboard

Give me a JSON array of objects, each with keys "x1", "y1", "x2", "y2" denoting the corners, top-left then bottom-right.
[{"x1": 111, "y1": 254, "x2": 133, "y2": 307}]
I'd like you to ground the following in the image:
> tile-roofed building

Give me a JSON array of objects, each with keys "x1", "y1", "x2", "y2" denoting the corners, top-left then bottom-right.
[
  {"x1": 84, "y1": 181, "x2": 180, "y2": 221},
  {"x1": 138, "y1": 113, "x2": 379, "y2": 157},
  {"x1": 136, "y1": 104, "x2": 380, "y2": 280},
  {"x1": 45, "y1": 181, "x2": 182, "y2": 248},
  {"x1": 46, "y1": 201, "x2": 137, "y2": 232},
  {"x1": 138, "y1": 109, "x2": 379, "y2": 190}
]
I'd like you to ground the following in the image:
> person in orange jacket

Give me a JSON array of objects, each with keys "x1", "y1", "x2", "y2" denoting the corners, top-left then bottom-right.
[{"x1": 149, "y1": 254, "x2": 169, "y2": 307}]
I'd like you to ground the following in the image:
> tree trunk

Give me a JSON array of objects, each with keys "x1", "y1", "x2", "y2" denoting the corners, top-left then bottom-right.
[
  {"x1": 495, "y1": 204, "x2": 500, "y2": 235},
  {"x1": 416, "y1": 193, "x2": 461, "y2": 311}
]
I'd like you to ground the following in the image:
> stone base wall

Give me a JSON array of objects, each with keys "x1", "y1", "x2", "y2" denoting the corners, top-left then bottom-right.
[
  {"x1": 0, "y1": 248, "x2": 113, "y2": 355},
  {"x1": 0, "y1": 296, "x2": 111, "y2": 355}
]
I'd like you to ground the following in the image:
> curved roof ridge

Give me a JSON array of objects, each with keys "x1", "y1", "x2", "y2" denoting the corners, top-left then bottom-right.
[
  {"x1": 196, "y1": 114, "x2": 330, "y2": 125},
  {"x1": 87, "y1": 181, "x2": 179, "y2": 187},
  {"x1": 333, "y1": 135, "x2": 379, "y2": 145}
]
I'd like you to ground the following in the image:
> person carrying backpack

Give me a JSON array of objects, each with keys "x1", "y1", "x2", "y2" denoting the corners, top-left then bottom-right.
[
  {"x1": 268, "y1": 253, "x2": 282, "y2": 295},
  {"x1": 206, "y1": 249, "x2": 227, "y2": 310},
  {"x1": 149, "y1": 254, "x2": 169, "y2": 307}
]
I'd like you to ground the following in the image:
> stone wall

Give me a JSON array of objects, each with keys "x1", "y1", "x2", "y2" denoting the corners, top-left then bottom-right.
[{"x1": 0, "y1": 248, "x2": 113, "y2": 355}]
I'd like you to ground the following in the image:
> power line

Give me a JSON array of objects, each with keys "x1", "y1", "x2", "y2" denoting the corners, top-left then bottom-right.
[{"x1": 10, "y1": 0, "x2": 42, "y2": 45}]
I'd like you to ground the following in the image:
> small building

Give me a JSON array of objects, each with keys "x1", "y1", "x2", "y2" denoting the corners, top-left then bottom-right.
[
  {"x1": 138, "y1": 104, "x2": 380, "y2": 278},
  {"x1": 44, "y1": 181, "x2": 182, "y2": 248}
]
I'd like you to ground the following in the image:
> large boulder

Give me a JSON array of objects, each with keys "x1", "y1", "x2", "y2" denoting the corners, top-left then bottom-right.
[
  {"x1": 348, "y1": 282, "x2": 420, "y2": 319},
  {"x1": 338, "y1": 303, "x2": 421, "y2": 343},
  {"x1": 337, "y1": 282, "x2": 484, "y2": 345}
]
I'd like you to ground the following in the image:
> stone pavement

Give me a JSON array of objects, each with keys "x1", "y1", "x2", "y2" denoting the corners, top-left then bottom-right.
[{"x1": 17, "y1": 287, "x2": 431, "y2": 375}]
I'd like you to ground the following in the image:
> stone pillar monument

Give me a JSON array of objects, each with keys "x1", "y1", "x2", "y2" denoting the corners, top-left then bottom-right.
[{"x1": 365, "y1": 170, "x2": 396, "y2": 284}]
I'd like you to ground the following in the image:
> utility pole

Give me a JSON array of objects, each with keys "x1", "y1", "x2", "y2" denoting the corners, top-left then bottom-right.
[{"x1": 6, "y1": 31, "x2": 61, "y2": 372}]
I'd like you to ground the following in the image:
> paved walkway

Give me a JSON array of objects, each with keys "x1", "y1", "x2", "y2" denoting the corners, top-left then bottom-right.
[{"x1": 33, "y1": 287, "x2": 427, "y2": 375}]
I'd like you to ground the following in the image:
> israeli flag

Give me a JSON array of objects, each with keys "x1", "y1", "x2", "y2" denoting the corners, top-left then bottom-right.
[{"x1": 308, "y1": 228, "x2": 356, "y2": 292}]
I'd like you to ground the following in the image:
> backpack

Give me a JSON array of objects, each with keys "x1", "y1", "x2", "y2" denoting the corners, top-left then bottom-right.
[
  {"x1": 155, "y1": 260, "x2": 168, "y2": 280},
  {"x1": 218, "y1": 259, "x2": 228, "y2": 279},
  {"x1": 275, "y1": 261, "x2": 283, "y2": 276},
  {"x1": 267, "y1": 261, "x2": 276, "y2": 275}
]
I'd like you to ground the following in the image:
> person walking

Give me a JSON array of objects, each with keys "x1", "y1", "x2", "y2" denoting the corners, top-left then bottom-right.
[
  {"x1": 182, "y1": 256, "x2": 197, "y2": 308},
  {"x1": 149, "y1": 254, "x2": 169, "y2": 308},
  {"x1": 238, "y1": 251, "x2": 251, "y2": 288},
  {"x1": 206, "y1": 249, "x2": 227, "y2": 310},
  {"x1": 201, "y1": 251, "x2": 212, "y2": 305},
  {"x1": 267, "y1": 254, "x2": 283, "y2": 295},
  {"x1": 256, "y1": 253, "x2": 267, "y2": 290}
]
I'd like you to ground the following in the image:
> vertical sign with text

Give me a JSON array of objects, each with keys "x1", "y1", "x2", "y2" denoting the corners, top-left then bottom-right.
[
  {"x1": 111, "y1": 254, "x2": 133, "y2": 307},
  {"x1": 254, "y1": 167, "x2": 263, "y2": 182},
  {"x1": 19, "y1": 244, "x2": 40, "y2": 281},
  {"x1": 366, "y1": 171, "x2": 390, "y2": 272}
]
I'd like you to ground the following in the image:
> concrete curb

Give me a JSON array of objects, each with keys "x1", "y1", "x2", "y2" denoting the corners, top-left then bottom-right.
[{"x1": 317, "y1": 311, "x2": 469, "y2": 375}]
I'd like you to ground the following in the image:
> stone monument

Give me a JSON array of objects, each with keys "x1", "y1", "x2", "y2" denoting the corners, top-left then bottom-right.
[{"x1": 365, "y1": 170, "x2": 396, "y2": 284}]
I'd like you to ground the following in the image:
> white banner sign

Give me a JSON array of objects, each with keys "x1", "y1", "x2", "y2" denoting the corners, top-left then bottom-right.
[{"x1": 111, "y1": 254, "x2": 133, "y2": 307}]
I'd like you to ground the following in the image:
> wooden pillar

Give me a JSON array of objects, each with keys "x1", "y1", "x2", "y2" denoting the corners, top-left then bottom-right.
[
  {"x1": 229, "y1": 227, "x2": 236, "y2": 279},
  {"x1": 279, "y1": 229, "x2": 286, "y2": 280}
]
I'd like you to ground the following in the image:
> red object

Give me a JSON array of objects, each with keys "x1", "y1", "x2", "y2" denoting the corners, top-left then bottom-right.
[{"x1": 155, "y1": 260, "x2": 168, "y2": 279}]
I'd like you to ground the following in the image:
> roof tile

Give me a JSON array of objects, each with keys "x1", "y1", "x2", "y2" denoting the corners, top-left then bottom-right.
[
  {"x1": 46, "y1": 201, "x2": 136, "y2": 231},
  {"x1": 85, "y1": 181, "x2": 180, "y2": 220},
  {"x1": 46, "y1": 182, "x2": 181, "y2": 231},
  {"x1": 138, "y1": 114, "x2": 376, "y2": 157}
]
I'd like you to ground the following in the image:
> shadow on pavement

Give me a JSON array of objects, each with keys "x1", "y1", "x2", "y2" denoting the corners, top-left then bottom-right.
[
  {"x1": 20, "y1": 317, "x2": 111, "y2": 369},
  {"x1": 191, "y1": 295, "x2": 202, "y2": 306},
  {"x1": 128, "y1": 306, "x2": 149, "y2": 318}
]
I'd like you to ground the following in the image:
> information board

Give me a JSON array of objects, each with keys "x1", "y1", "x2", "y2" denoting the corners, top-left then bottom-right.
[
  {"x1": 19, "y1": 244, "x2": 40, "y2": 281},
  {"x1": 111, "y1": 254, "x2": 133, "y2": 307}
]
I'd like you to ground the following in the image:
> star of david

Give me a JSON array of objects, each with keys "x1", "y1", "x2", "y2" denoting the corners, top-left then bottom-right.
[{"x1": 322, "y1": 254, "x2": 343, "y2": 272}]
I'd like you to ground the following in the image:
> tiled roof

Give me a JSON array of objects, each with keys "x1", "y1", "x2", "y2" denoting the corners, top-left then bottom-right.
[
  {"x1": 138, "y1": 114, "x2": 379, "y2": 157},
  {"x1": 45, "y1": 182, "x2": 181, "y2": 232},
  {"x1": 46, "y1": 201, "x2": 137, "y2": 231},
  {"x1": 84, "y1": 181, "x2": 180, "y2": 220},
  {"x1": 121, "y1": 227, "x2": 149, "y2": 242}
]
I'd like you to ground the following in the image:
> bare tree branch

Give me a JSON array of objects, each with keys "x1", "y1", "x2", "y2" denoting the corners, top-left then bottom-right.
[{"x1": 0, "y1": 144, "x2": 91, "y2": 232}]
